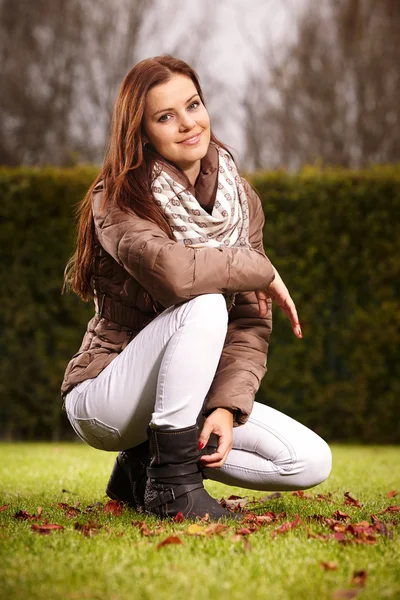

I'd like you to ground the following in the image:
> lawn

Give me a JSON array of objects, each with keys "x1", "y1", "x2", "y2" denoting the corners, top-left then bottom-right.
[{"x1": 0, "y1": 443, "x2": 399, "y2": 600}]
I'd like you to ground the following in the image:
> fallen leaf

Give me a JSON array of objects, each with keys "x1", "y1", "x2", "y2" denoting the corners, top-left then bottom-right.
[
  {"x1": 383, "y1": 505, "x2": 399, "y2": 513},
  {"x1": 259, "y1": 492, "x2": 283, "y2": 501},
  {"x1": 220, "y1": 496, "x2": 249, "y2": 511},
  {"x1": 58, "y1": 502, "x2": 81, "y2": 518},
  {"x1": 291, "y1": 490, "x2": 313, "y2": 499},
  {"x1": 387, "y1": 490, "x2": 397, "y2": 498},
  {"x1": 320, "y1": 561, "x2": 337, "y2": 571},
  {"x1": 157, "y1": 535, "x2": 182, "y2": 549},
  {"x1": 333, "y1": 510, "x2": 351, "y2": 521},
  {"x1": 186, "y1": 524, "x2": 206, "y2": 536},
  {"x1": 173, "y1": 512, "x2": 185, "y2": 523},
  {"x1": 236, "y1": 527, "x2": 257, "y2": 536},
  {"x1": 13, "y1": 510, "x2": 42, "y2": 521},
  {"x1": 271, "y1": 513, "x2": 301, "y2": 537},
  {"x1": 315, "y1": 493, "x2": 334, "y2": 503},
  {"x1": 103, "y1": 500, "x2": 123, "y2": 516},
  {"x1": 332, "y1": 589, "x2": 359, "y2": 599},
  {"x1": 74, "y1": 521, "x2": 102, "y2": 537},
  {"x1": 352, "y1": 570, "x2": 368, "y2": 587},
  {"x1": 31, "y1": 523, "x2": 64, "y2": 534},
  {"x1": 344, "y1": 492, "x2": 362, "y2": 508},
  {"x1": 204, "y1": 523, "x2": 229, "y2": 536},
  {"x1": 0, "y1": 506, "x2": 9, "y2": 512}
]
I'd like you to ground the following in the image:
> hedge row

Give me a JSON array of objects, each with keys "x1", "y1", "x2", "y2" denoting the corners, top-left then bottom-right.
[{"x1": 0, "y1": 165, "x2": 399, "y2": 442}]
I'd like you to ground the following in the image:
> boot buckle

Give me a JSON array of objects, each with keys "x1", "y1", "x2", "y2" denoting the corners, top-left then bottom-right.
[{"x1": 148, "y1": 487, "x2": 176, "y2": 508}]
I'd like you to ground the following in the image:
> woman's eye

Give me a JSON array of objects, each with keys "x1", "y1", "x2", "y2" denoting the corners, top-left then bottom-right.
[
  {"x1": 158, "y1": 114, "x2": 170, "y2": 123},
  {"x1": 188, "y1": 101, "x2": 200, "y2": 110}
]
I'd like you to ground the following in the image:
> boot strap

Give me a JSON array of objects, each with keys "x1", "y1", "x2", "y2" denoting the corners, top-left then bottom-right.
[
  {"x1": 147, "y1": 463, "x2": 199, "y2": 479},
  {"x1": 147, "y1": 482, "x2": 204, "y2": 509}
]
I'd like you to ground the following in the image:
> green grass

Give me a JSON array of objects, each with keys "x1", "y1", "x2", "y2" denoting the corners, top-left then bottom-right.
[{"x1": 0, "y1": 443, "x2": 399, "y2": 600}]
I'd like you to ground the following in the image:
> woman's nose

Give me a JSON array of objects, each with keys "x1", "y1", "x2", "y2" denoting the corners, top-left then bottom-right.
[{"x1": 179, "y1": 114, "x2": 196, "y2": 132}]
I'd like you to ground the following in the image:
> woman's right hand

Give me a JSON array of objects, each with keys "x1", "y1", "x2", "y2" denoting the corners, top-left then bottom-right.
[{"x1": 255, "y1": 266, "x2": 302, "y2": 338}]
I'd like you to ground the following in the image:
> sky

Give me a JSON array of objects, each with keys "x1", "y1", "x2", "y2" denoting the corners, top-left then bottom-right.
[{"x1": 136, "y1": 0, "x2": 307, "y2": 156}]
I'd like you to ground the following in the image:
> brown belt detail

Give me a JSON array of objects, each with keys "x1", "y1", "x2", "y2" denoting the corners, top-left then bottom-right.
[{"x1": 97, "y1": 294, "x2": 139, "y2": 331}]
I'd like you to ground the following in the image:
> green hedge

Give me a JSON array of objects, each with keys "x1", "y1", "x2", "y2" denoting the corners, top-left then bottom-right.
[{"x1": 0, "y1": 165, "x2": 399, "y2": 442}]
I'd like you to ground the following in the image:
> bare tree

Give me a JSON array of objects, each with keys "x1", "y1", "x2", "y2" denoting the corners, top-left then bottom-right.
[
  {"x1": 242, "y1": 0, "x2": 400, "y2": 170},
  {"x1": 0, "y1": 0, "x2": 157, "y2": 166}
]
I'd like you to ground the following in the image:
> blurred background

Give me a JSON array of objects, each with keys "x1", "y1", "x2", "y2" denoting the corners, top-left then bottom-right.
[{"x1": 0, "y1": 0, "x2": 399, "y2": 442}]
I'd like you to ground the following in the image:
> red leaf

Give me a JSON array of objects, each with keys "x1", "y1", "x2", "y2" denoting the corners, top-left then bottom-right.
[
  {"x1": 344, "y1": 492, "x2": 362, "y2": 508},
  {"x1": 352, "y1": 570, "x2": 368, "y2": 587},
  {"x1": 271, "y1": 513, "x2": 301, "y2": 537},
  {"x1": 0, "y1": 505, "x2": 9, "y2": 512},
  {"x1": 173, "y1": 512, "x2": 185, "y2": 523},
  {"x1": 383, "y1": 505, "x2": 399, "y2": 513},
  {"x1": 31, "y1": 523, "x2": 64, "y2": 534},
  {"x1": 333, "y1": 510, "x2": 351, "y2": 521},
  {"x1": 320, "y1": 561, "x2": 338, "y2": 571},
  {"x1": 387, "y1": 490, "x2": 397, "y2": 498},
  {"x1": 103, "y1": 500, "x2": 123, "y2": 515},
  {"x1": 156, "y1": 535, "x2": 182, "y2": 549}
]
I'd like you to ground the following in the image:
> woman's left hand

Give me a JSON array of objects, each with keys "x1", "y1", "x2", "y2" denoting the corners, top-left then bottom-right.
[{"x1": 198, "y1": 408, "x2": 234, "y2": 469}]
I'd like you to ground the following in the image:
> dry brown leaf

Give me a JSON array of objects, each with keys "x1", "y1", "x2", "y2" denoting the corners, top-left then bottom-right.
[
  {"x1": 220, "y1": 496, "x2": 249, "y2": 511},
  {"x1": 157, "y1": 535, "x2": 182, "y2": 549},
  {"x1": 383, "y1": 505, "x2": 399, "y2": 513},
  {"x1": 333, "y1": 510, "x2": 351, "y2": 521},
  {"x1": 271, "y1": 513, "x2": 301, "y2": 538},
  {"x1": 319, "y1": 561, "x2": 337, "y2": 571},
  {"x1": 387, "y1": 490, "x2": 397, "y2": 498},
  {"x1": 0, "y1": 505, "x2": 9, "y2": 512},
  {"x1": 13, "y1": 509, "x2": 41, "y2": 521},
  {"x1": 74, "y1": 521, "x2": 102, "y2": 537},
  {"x1": 103, "y1": 500, "x2": 124, "y2": 516},
  {"x1": 291, "y1": 490, "x2": 313, "y2": 499},
  {"x1": 31, "y1": 523, "x2": 64, "y2": 534},
  {"x1": 58, "y1": 502, "x2": 81, "y2": 518},
  {"x1": 352, "y1": 570, "x2": 367, "y2": 587},
  {"x1": 204, "y1": 523, "x2": 229, "y2": 536},
  {"x1": 344, "y1": 492, "x2": 362, "y2": 508},
  {"x1": 259, "y1": 492, "x2": 283, "y2": 502}
]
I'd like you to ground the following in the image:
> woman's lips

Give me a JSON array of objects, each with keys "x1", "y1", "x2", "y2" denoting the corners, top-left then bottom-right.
[{"x1": 179, "y1": 132, "x2": 202, "y2": 146}]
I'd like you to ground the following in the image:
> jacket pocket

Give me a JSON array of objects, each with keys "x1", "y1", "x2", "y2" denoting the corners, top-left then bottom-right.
[{"x1": 67, "y1": 414, "x2": 121, "y2": 451}]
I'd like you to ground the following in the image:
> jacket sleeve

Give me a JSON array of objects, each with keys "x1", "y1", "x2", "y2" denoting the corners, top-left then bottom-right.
[
  {"x1": 203, "y1": 180, "x2": 273, "y2": 426},
  {"x1": 93, "y1": 188, "x2": 275, "y2": 309}
]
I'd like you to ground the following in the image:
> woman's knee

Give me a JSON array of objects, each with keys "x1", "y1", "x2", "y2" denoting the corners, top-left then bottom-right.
[
  {"x1": 186, "y1": 293, "x2": 228, "y2": 331},
  {"x1": 296, "y1": 436, "x2": 332, "y2": 489}
]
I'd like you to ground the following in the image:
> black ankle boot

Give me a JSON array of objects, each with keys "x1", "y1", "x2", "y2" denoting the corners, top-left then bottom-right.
[
  {"x1": 106, "y1": 441, "x2": 149, "y2": 512},
  {"x1": 144, "y1": 424, "x2": 241, "y2": 521}
]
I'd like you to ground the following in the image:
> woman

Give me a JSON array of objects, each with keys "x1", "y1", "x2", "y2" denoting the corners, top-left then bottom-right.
[{"x1": 62, "y1": 55, "x2": 332, "y2": 521}]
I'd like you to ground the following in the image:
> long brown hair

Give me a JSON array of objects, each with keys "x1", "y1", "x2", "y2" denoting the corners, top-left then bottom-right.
[{"x1": 63, "y1": 55, "x2": 230, "y2": 301}]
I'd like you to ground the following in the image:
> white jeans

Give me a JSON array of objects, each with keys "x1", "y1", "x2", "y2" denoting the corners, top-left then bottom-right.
[{"x1": 65, "y1": 294, "x2": 332, "y2": 491}]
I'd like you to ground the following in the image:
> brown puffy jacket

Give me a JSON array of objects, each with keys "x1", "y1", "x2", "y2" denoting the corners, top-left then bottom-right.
[{"x1": 61, "y1": 146, "x2": 274, "y2": 425}]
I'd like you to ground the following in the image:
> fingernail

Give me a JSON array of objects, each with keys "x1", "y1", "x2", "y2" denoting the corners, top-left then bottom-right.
[{"x1": 198, "y1": 442, "x2": 205, "y2": 450}]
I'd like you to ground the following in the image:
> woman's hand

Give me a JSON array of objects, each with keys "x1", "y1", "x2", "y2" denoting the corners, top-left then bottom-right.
[
  {"x1": 198, "y1": 408, "x2": 234, "y2": 469},
  {"x1": 256, "y1": 266, "x2": 302, "y2": 338}
]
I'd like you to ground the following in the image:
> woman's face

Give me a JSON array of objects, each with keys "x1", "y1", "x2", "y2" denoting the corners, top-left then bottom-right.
[{"x1": 143, "y1": 74, "x2": 211, "y2": 174}]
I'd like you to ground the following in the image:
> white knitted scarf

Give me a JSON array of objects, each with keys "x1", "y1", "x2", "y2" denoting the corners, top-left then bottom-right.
[{"x1": 151, "y1": 143, "x2": 250, "y2": 309}]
